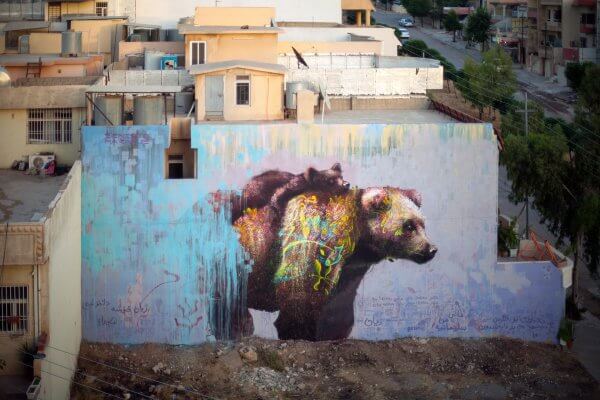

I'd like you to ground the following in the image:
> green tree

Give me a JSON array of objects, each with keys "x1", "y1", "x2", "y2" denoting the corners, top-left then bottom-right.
[
  {"x1": 565, "y1": 62, "x2": 594, "y2": 91},
  {"x1": 457, "y1": 46, "x2": 516, "y2": 119},
  {"x1": 444, "y1": 10, "x2": 462, "y2": 42},
  {"x1": 405, "y1": 0, "x2": 433, "y2": 27},
  {"x1": 465, "y1": 7, "x2": 491, "y2": 51},
  {"x1": 501, "y1": 66, "x2": 600, "y2": 310}
]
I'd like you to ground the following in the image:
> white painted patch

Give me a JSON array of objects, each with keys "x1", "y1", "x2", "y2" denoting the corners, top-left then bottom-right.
[{"x1": 249, "y1": 309, "x2": 279, "y2": 340}]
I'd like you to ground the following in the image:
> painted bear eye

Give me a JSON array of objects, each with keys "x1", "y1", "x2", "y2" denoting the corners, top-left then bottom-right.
[{"x1": 403, "y1": 221, "x2": 416, "y2": 233}]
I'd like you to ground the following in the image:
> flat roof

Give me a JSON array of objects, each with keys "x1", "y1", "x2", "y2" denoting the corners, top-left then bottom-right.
[
  {"x1": 86, "y1": 85, "x2": 183, "y2": 93},
  {"x1": 61, "y1": 14, "x2": 128, "y2": 21},
  {"x1": 0, "y1": 170, "x2": 67, "y2": 223},
  {"x1": 0, "y1": 54, "x2": 102, "y2": 67},
  {"x1": 189, "y1": 60, "x2": 286, "y2": 75},
  {"x1": 0, "y1": 85, "x2": 90, "y2": 109},
  {"x1": 178, "y1": 25, "x2": 281, "y2": 35},
  {"x1": 342, "y1": 0, "x2": 376, "y2": 11},
  {"x1": 14, "y1": 76, "x2": 103, "y2": 87},
  {"x1": 2, "y1": 21, "x2": 50, "y2": 32}
]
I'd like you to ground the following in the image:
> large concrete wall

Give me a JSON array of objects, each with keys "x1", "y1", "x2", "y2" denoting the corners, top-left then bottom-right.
[
  {"x1": 133, "y1": 0, "x2": 342, "y2": 28},
  {"x1": 40, "y1": 162, "x2": 82, "y2": 400},
  {"x1": 81, "y1": 124, "x2": 564, "y2": 344}
]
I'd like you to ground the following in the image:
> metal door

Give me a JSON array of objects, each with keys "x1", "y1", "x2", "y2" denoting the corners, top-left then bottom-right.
[{"x1": 205, "y1": 75, "x2": 224, "y2": 116}]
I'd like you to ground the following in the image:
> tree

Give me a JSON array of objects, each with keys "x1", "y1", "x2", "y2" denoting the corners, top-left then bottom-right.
[
  {"x1": 465, "y1": 7, "x2": 491, "y2": 51},
  {"x1": 565, "y1": 62, "x2": 594, "y2": 91},
  {"x1": 501, "y1": 66, "x2": 600, "y2": 312},
  {"x1": 444, "y1": 10, "x2": 462, "y2": 42},
  {"x1": 457, "y1": 46, "x2": 516, "y2": 119},
  {"x1": 405, "y1": 0, "x2": 433, "y2": 27}
]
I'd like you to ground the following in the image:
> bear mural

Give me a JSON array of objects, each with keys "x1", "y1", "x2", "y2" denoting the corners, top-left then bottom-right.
[{"x1": 233, "y1": 166, "x2": 437, "y2": 341}]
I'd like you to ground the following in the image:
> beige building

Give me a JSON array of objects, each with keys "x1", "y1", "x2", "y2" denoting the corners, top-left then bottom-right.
[
  {"x1": 0, "y1": 163, "x2": 82, "y2": 400},
  {"x1": 0, "y1": 78, "x2": 97, "y2": 168},
  {"x1": 180, "y1": 7, "x2": 285, "y2": 121},
  {"x1": 526, "y1": 0, "x2": 598, "y2": 76}
]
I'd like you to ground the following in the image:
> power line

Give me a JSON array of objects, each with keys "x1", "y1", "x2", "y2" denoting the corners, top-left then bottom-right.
[
  {"x1": 14, "y1": 359, "x2": 123, "y2": 400},
  {"x1": 45, "y1": 344, "x2": 220, "y2": 400},
  {"x1": 5, "y1": 341, "x2": 154, "y2": 400}
]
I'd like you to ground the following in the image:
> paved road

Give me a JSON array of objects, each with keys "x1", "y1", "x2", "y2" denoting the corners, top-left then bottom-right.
[
  {"x1": 374, "y1": 10, "x2": 480, "y2": 69},
  {"x1": 374, "y1": 9, "x2": 574, "y2": 120}
]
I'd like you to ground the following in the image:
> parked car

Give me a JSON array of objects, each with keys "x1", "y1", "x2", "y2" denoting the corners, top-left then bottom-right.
[
  {"x1": 398, "y1": 17, "x2": 414, "y2": 27},
  {"x1": 397, "y1": 27, "x2": 410, "y2": 39}
]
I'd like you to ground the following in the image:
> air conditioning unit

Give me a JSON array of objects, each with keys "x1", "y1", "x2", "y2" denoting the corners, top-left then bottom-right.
[{"x1": 29, "y1": 154, "x2": 55, "y2": 170}]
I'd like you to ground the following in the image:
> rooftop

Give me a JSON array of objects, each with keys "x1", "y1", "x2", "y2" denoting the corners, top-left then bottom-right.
[
  {"x1": 0, "y1": 85, "x2": 90, "y2": 109},
  {"x1": 189, "y1": 60, "x2": 286, "y2": 75},
  {"x1": 178, "y1": 25, "x2": 281, "y2": 35},
  {"x1": 0, "y1": 170, "x2": 67, "y2": 223},
  {"x1": 0, "y1": 54, "x2": 103, "y2": 67}
]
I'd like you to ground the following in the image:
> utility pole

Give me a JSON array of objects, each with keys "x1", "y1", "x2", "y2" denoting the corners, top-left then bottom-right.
[{"x1": 516, "y1": 92, "x2": 530, "y2": 238}]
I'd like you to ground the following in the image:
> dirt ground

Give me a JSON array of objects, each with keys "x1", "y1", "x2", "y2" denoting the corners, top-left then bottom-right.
[{"x1": 73, "y1": 337, "x2": 599, "y2": 400}]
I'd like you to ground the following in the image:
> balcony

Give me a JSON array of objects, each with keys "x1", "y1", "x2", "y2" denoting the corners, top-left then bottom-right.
[
  {"x1": 544, "y1": 20, "x2": 562, "y2": 31},
  {"x1": 572, "y1": 0, "x2": 596, "y2": 6},
  {"x1": 540, "y1": 0, "x2": 561, "y2": 5},
  {"x1": 528, "y1": 9, "x2": 538, "y2": 18},
  {"x1": 580, "y1": 23, "x2": 596, "y2": 34}
]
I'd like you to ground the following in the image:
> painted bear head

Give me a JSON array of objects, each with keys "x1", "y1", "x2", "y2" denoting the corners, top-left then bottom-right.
[
  {"x1": 303, "y1": 163, "x2": 351, "y2": 195},
  {"x1": 359, "y1": 187, "x2": 437, "y2": 264}
]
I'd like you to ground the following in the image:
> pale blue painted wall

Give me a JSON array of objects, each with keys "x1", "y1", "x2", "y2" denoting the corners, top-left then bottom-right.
[{"x1": 81, "y1": 123, "x2": 564, "y2": 344}]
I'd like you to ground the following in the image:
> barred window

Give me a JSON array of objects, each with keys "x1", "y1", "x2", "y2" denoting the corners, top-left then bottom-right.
[
  {"x1": 96, "y1": 1, "x2": 108, "y2": 17},
  {"x1": 47, "y1": 2, "x2": 61, "y2": 21},
  {"x1": 28, "y1": 108, "x2": 72, "y2": 144},
  {"x1": 236, "y1": 75, "x2": 250, "y2": 106},
  {"x1": 0, "y1": 286, "x2": 28, "y2": 334}
]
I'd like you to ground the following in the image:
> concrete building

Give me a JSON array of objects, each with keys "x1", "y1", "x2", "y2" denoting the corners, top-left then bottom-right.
[
  {"x1": 0, "y1": 77, "x2": 99, "y2": 168},
  {"x1": 526, "y1": 0, "x2": 598, "y2": 76},
  {"x1": 488, "y1": 0, "x2": 528, "y2": 62},
  {"x1": 0, "y1": 163, "x2": 82, "y2": 400}
]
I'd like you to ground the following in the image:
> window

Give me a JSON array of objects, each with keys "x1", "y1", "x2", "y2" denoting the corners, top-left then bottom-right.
[
  {"x1": 28, "y1": 108, "x2": 73, "y2": 144},
  {"x1": 236, "y1": 75, "x2": 250, "y2": 106},
  {"x1": 189, "y1": 41, "x2": 206, "y2": 66},
  {"x1": 581, "y1": 13, "x2": 594, "y2": 25},
  {"x1": 165, "y1": 139, "x2": 196, "y2": 179},
  {"x1": 546, "y1": 8, "x2": 561, "y2": 22},
  {"x1": 96, "y1": 1, "x2": 108, "y2": 17},
  {"x1": 47, "y1": 2, "x2": 61, "y2": 21},
  {"x1": 0, "y1": 286, "x2": 28, "y2": 334}
]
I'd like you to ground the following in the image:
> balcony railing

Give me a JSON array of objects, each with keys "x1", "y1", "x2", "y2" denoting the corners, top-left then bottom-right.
[
  {"x1": 580, "y1": 24, "x2": 596, "y2": 34},
  {"x1": 572, "y1": 0, "x2": 595, "y2": 6},
  {"x1": 539, "y1": 0, "x2": 561, "y2": 5},
  {"x1": 544, "y1": 20, "x2": 562, "y2": 31}
]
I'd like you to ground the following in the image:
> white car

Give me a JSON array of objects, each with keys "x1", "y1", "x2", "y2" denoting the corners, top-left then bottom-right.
[
  {"x1": 397, "y1": 27, "x2": 410, "y2": 39},
  {"x1": 399, "y1": 18, "x2": 414, "y2": 27}
]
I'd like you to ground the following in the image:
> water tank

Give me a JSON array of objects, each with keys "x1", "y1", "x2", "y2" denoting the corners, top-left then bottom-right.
[
  {"x1": 285, "y1": 82, "x2": 308, "y2": 110},
  {"x1": 61, "y1": 31, "x2": 82, "y2": 57},
  {"x1": 0, "y1": 67, "x2": 11, "y2": 88},
  {"x1": 144, "y1": 51, "x2": 164, "y2": 70},
  {"x1": 175, "y1": 92, "x2": 194, "y2": 115},
  {"x1": 94, "y1": 95, "x2": 123, "y2": 126},
  {"x1": 134, "y1": 96, "x2": 165, "y2": 125},
  {"x1": 166, "y1": 29, "x2": 184, "y2": 42}
]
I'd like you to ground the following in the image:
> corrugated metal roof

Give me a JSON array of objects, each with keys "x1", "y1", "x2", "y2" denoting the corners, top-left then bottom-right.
[
  {"x1": 0, "y1": 85, "x2": 88, "y2": 109},
  {"x1": 189, "y1": 60, "x2": 286, "y2": 75}
]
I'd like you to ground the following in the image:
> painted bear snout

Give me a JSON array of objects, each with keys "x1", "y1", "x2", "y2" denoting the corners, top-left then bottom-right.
[{"x1": 413, "y1": 243, "x2": 438, "y2": 264}]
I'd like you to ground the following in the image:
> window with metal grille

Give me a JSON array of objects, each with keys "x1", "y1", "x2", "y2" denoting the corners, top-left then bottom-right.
[
  {"x1": 189, "y1": 41, "x2": 206, "y2": 66},
  {"x1": 96, "y1": 1, "x2": 108, "y2": 17},
  {"x1": 0, "y1": 286, "x2": 29, "y2": 334},
  {"x1": 47, "y1": 2, "x2": 61, "y2": 21},
  {"x1": 27, "y1": 108, "x2": 73, "y2": 144},
  {"x1": 236, "y1": 75, "x2": 250, "y2": 106}
]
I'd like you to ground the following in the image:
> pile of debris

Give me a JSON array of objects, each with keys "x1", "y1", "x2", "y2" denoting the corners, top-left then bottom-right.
[{"x1": 73, "y1": 337, "x2": 599, "y2": 400}]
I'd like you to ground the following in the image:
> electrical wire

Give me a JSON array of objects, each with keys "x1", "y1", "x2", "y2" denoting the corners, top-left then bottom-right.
[
  {"x1": 14, "y1": 359, "x2": 123, "y2": 399},
  {"x1": 44, "y1": 343, "x2": 221, "y2": 400},
  {"x1": 0, "y1": 222, "x2": 8, "y2": 283},
  {"x1": 5, "y1": 341, "x2": 155, "y2": 400}
]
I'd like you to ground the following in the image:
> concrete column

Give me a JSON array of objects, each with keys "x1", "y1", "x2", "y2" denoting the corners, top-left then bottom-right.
[
  {"x1": 356, "y1": 10, "x2": 362, "y2": 26},
  {"x1": 365, "y1": 9, "x2": 371, "y2": 26}
]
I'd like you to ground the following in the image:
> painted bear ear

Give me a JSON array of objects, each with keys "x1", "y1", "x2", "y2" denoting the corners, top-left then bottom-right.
[
  {"x1": 362, "y1": 188, "x2": 390, "y2": 211},
  {"x1": 402, "y1": 189, "x2": 422, "y2": 208},
  {"x1": 304, "y1": 167, "x2": 318, "y2": 183},
  {"x1": 331, "y1": 163, "x2": 342, "y2": 173}
]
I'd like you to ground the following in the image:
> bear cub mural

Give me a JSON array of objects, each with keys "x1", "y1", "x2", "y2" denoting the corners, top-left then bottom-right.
[
  {"x1": 233, "y1": 164, "x2": 437, "y2": 341},
  {"x1": 231, "y1": 163, "x2": 350, "y2": 221}
]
